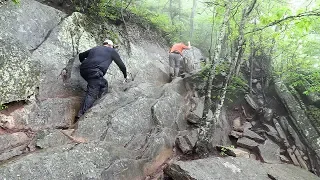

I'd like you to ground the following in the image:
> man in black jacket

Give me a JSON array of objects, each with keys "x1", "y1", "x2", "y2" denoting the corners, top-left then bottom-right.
[{"x1": 76, "y1": 39, "x2": 127, "y2": 120}]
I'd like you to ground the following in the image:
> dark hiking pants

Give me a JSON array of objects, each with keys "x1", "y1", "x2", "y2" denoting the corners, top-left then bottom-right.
[{"x1": 77, "y1": 68, "x2": 108, "y2": 118}]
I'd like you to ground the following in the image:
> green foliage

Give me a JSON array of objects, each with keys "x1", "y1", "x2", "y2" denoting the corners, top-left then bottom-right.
[
  {"x1": 307, "y1": 106, "x2": 320, "y2": 121},
  {"x1": 220, "y1": 145, "x2": 235, "y2": 156},
  {"x1": 0, "y1": 104, "x2": 8, "y2": 111},
  {"x1": 215, "y1": 61, "x2": 229, "y2": 75},
  {"x1": 226, "y1": 76, "x2": 247, "y2": 102},
  {"x1": 11, "y1": 0, "x2": 20, "y2": 4},
  {"x1": 198, "y1": 63, "x2": 212, "y2": 81}
]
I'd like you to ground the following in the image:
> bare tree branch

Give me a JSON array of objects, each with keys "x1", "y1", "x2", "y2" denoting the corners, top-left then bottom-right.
[
  {"x1": 245, "y1": 0, "x2": 257, "y2": 16},
  {"x1": 245, "y1": 9, "x2": 320, "y2": 34}
]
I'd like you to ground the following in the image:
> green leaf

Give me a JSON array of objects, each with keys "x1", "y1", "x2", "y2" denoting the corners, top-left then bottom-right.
[{"x1": 11, "y1": 0, "x2": 20, "y2": 4}]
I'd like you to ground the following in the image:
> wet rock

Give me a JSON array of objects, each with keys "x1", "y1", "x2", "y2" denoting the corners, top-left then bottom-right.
[
  {"x1": 182, "y1": 48, "x2": 203, "y2": 72},
  {"x1": 237, "y1": 137, "x2": 259, "y2": 150},
  {"x1": 186, "y1": 113, "x2": 201, "y2": 124},
  {"x1": 164, "y1": 157, "x2": 320, "y2": 180},
  {"x1": 232, "y1": 148, "x2": 250, "y2": 158},
  {"x1": 258, "y1": 140, "x2": 280, "y2": 163},
  {"x1": 251, "y1": 120, "x2": 257, "y2": 126},
  {"x1": 210, "y1": 107, "x2": 233, "y2": 147},
  {"x1": 243, "y1": 129, "x2": 265, "y2": 143},
  {"x1": 138, "y1": 130, "x2": 174, "y2": 176}
]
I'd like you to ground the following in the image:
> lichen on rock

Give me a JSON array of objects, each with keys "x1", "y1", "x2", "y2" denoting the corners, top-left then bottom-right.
[{"x1": 0, "y1": 36, "x2": 40, "y2": 104}]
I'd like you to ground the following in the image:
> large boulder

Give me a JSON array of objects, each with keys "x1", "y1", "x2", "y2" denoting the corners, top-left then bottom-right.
[
  {"x1": 164, "y1": 157, "x2": 320, "y2": 180},
  {"x1": 0, "y1": 0, "x2": 66, "y2": 51},
  {"x1": 0, "y1": 142, "x2": 145, "y2": 180},
  {"x1": 182, "y1": 47, "x2": 204, "y2": 73},
  {"x1": 0, "y1": 36, "x2": 40, "y2": 104},
  {"x1": 275, "y1": 79, "x2": 320, "y2": 157}
]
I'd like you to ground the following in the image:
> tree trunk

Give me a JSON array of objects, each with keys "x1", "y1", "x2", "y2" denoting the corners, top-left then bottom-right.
[
  {"x1": 196, "y1": 0, "x2": 257, "y2": 156},
  {"x1": 196, "y1": 1, "x2": 231, "y2": 156},
  {"x1": 234, "y1": 0, "x2": 257, "y2": 76},
  {"x1": 178, "y1": 0, "x2": 182, "y2": 39},
  {"x1": 189, "y1": 0, "x2": 197, "y2": 39},
  {"x1": 169, "y1": 0, "x2": 174, "y2": 25}
]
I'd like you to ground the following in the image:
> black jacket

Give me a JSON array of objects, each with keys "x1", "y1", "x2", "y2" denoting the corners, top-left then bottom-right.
[{"x1": 79, "y1": 46, "x2": 127, "y2": 78}]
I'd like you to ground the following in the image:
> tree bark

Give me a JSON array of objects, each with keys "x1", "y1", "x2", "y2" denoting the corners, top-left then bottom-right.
[
  {"x1": 178, "y1": 0, "x2": 182, "y2": 39},
  {"x1": 189, "y1": 0, "x2": 197, "y2": 39},
  {"x1": 169, "y1": 0, "x2": 174, "y2": 25},
  {"x1": 235, "y1": 0, "x2": 257, "y2": 76},
  {"x1": 196, "y1": 1, "x2": 231, "y2": 156}
]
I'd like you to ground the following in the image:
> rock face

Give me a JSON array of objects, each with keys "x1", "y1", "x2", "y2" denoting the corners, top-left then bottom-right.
[
  {"x1": 0, "y1": 142, "x2": 145, "y2": 180},
  {"x1": 0, "y1": 0, "x2": 195, "y2": 178},
  {"x1": 275, "y1": 79, "x2": 320, "y2": 156},
  {"x1": 165, "y1": 157, "x2": 320, "y2": 180},
  {"x1": 0, "y1": 0, "x2": 66, "y2": 50},
  {"x1": 0, "y1": 0, "x2": 319, "y2": 179},
  {"x1": 0, "y1": 36, "x2": 40, "y2": 104}
]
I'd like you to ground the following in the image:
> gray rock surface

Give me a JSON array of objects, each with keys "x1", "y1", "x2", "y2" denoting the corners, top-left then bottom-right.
[
  {"x1": 165, "y1": 157, "x2": 320, "y2": 180},
  {"x1": 0, "y1": 132, "x2": 30, "y2": 162},
  {"x1": 243, "y1": 129, "x2": 265, "y2": 142},
  {"x1": 0, "y1": 0, "x2": 66, "y2": 50},
  {"x1": 0, "y1": 1, "x2": 319, "y2": 179},
  {"x1": 186, "y1": 97, "x2": 213, "y2": 124},
  {"x1": 0, "y1": 36, "x2": 40, "y2": 104},
  {"x1": 237, "y1": 137, "x2": 259, "y2": 150},
  {"x1": 263, "y1": 108, "x2": 273, "y2": 122},
  {"x1": 176, "y1": 129, "x2": 198, "y2": 154},
  {"x1": 275, "y1": 79, "x2": 320, "y2": 156},
  {"x1": 0, "y1": 142, "x2": 145, "y2": 180},
  {"x1": 0, "y1": 132, "x2": 30, "y2": 152},
  {"x1": 258, "y1": 140, "x2": 280, "y2": 163},
  {"x1": 35, "y1": 129, "x2": 73, "y2": 149}
]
